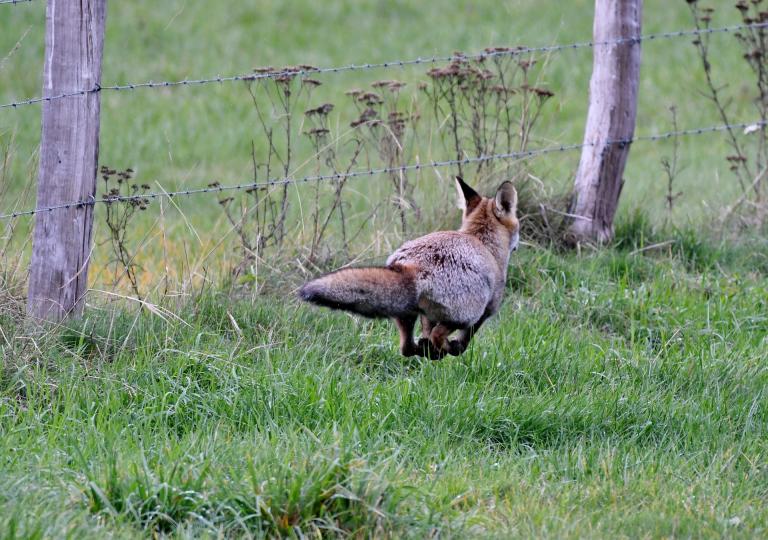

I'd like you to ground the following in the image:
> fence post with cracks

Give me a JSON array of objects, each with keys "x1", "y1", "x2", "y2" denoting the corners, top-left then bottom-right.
[
  {"x1": 26, "y1": 0, "x2": 107, "y2": 322},
  {"x1": 568, "y1": 0, "x2": 643, "y2": 245}
]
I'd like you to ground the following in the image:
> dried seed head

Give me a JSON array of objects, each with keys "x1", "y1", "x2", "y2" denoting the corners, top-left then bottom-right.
[
  {"x1": 305, "y1": 127, "x2": 330, "y2": 137},
  {"x1": 305, "y1": 103, "x2": 335, "y2": 116},
  {"x1": 360, "y1": 108, "x2": 378, "y2": 120},
  {"x1": 350, "y1": 107, "x2": 379, "y2": 127},
  {"x1": 358, "y1": 92, "x2": 383, "y2": 105}
]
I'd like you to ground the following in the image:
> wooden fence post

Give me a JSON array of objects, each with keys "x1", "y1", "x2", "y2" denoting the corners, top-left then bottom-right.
[
  {"x1": 568, "y1": 0, "x2": 643, "y2": 245},
  {"x1": 27, "y1": 0, "x2": 107, "y2": 322}
]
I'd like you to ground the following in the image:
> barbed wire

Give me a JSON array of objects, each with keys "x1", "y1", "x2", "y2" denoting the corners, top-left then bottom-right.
[
  {"x1": 1, "y1": 119, "x2": 764, "y2": 221},
  {"x1": 2, "y1": 21, "x2": 767, "y2": 111},
  {"x1": 0, "y1": 0, "x2": 35, "y2": 5}
]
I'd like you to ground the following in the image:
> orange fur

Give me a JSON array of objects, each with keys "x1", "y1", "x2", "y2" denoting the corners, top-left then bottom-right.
[{"x1": 299, "y1": 177, "x2": 519, "y2": 359}]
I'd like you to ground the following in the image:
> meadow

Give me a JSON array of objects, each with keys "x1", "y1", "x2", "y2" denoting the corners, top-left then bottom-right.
[{"x1": 1, "y1": 0, "x2": 768, "y2": 538}]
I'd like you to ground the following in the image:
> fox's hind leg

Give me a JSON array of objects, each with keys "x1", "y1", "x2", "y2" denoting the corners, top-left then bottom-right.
[
  {"x1": 446, "y1": 315, "x2": 489, "y2": 356},
  {"x1": 446, "y1": 328, "x2": 473, "y2": 356},
  {"x1": 420, "y1": 315, "x2": 434, "y2": 339},
  {"x1": 394, "y1": 316, "x2": 419, "y2": 356},
  {"x1": 415, "y1": 317, "x2": 444, "y2": 359},
  {"x1": 416, "y1": 323, "x2": 453, "y2": 360}
]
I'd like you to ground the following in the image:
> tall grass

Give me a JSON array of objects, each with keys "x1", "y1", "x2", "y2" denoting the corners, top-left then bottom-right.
[
  {"x1": 0, "y1": 0, "x2": 762, "y2": 288},
  {"x1": 1, "y1": 2, "x2": 767, "y2": 537},
  {"x1": 1, "y1": 236, "x2": 766, "y2": 537}
]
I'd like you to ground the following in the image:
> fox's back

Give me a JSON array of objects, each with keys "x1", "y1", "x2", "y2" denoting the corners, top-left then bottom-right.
[
  {"x1": 299, "y1": 178, "x2": 519, "y2": 358},
  {"x1": 386, "y1": 231, "x2": 500, "y2": 326}
]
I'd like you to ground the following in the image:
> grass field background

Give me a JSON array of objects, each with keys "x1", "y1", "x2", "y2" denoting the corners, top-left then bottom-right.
[
  {"x1": 1, "y1": 1, "x2": 768, "y2": 538},
  {"x1": 0, "y1": 0, "x2": 761, "y2": 282}
]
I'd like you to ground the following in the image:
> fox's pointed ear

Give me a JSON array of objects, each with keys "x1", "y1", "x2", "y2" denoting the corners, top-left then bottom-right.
[
  {"x1": 454, "y1": 176, "x2": 482, "y2": 213},
  {"x1": 494, "y1": 181, "x2": 517, "y2": 216}
]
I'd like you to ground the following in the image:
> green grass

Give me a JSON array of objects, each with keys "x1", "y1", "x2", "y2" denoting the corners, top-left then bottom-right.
[
  {"x1": 2, "y1": 2, "x2": 768, "y2": 537},
  {"x1": 0, "y1": 0, "x2": 764, "y2": 283},
  {"x1": 2, "y1": 235, "x2": 767, "y2": 538}
]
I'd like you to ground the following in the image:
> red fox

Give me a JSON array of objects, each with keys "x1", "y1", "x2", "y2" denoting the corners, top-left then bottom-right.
[{"x1": 299, "y1": 177, "x2": 519, "y2": 359}]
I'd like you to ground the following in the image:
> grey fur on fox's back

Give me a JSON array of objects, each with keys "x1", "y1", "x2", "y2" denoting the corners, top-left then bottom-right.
[{"x1": 299, "y1": 177, "x2": 519, "y2": 359}]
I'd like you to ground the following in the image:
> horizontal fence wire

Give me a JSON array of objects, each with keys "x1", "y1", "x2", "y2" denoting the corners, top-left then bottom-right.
[
  {"x1": 2, "y1": 22, "x2": 767, "y2": 110},
  {"x1": 0, "y1": 0, "x2": 34, "y2": 5},
  {"x1": 2, "y1": 119, "x2": 764, "y2": 221}
]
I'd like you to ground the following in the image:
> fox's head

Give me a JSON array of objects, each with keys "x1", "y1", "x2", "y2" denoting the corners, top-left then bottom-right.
[{"x1": 455, "y1": 176, "x2": 520, "y2": 253}]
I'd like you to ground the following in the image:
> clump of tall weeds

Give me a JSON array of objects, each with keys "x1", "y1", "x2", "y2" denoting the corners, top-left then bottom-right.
[
  {"x1": 218, "y1": 66, "x2": 319, "y2": 280},
  {"x1": 304, "y1": 99, "x2": 365, "y2": 263},
  {"x1": 100, "y1": 166, "x2": 151, "y2": 300},
  {"x1": 686, "y1": 0, "x2": 768, "y2": 227},
  {"x1": 217, "y1": 48, "x2": 558, "y2": 282},
  {"x1": 0, "y1": 134, "x2": 30, "y2": 327},
  {"x1": 349, "y1": 80, "x2": 421, "y2": 235},
  {"x1": 421, "y1": 49, "x2": 555, "y2": 186}
]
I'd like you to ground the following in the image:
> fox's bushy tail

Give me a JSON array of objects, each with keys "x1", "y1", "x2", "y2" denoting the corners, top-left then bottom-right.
[{"x1": 298, "y1": 266, "x2": 417, "y2": 318}]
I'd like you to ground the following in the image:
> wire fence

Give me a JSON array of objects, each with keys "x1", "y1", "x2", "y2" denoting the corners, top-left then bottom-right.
[
  {"x1": 1, "y1": 14, "x2": 764, "y2": 225},
  {"x1": 1, "y1": 21, "x2": 766, "y2": 110},
  {"x1": 0, "y1": 0, "x2": 35, "y2": 5},
  {"x1": 2, "y1": 119, "x2": 764, "y2": 221}
]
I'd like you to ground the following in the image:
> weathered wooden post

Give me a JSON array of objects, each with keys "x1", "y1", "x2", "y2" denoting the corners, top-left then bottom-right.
[
  {"x1": 27, "y1": 0, "x2": 107, "y2": 322},
  {"x1": 568, "y1": 0, "x2": 642, "y2": 245}
]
